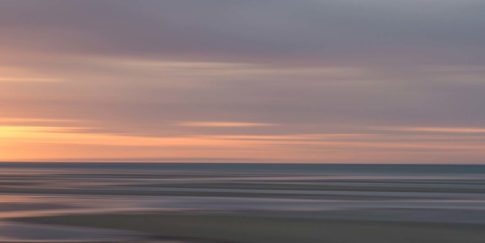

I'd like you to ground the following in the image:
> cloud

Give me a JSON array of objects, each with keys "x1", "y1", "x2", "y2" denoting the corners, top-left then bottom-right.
[
  {"x1": 0, "y1": 78, "x2": 62, "y2": 83},
  {"x1": 381, "y1": 126, "x2": 485, "y2": 134},
  {"x1": 0, "y1": 0, "x2": 484, "y2": 65},
  {"x1": 178, "y1": 121, "x2": 275, "y2": 128},
  {"x1": 1, "y1": 0, "x2": 485, "y2": 162}
]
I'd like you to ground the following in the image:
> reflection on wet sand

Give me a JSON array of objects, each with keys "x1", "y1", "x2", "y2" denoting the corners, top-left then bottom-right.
[{"x1": 1, "y1": 163, "x2": 485, "y2": 242}]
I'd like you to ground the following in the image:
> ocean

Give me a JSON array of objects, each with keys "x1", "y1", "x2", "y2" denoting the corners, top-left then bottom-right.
[{"x1": 1, "y1": 163, "x2": 485, "y2": 242}]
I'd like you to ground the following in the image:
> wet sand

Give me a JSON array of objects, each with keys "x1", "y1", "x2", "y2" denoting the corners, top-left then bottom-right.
[{"x1": 14, "y1": 212, "x2": 485, "y2": 243}]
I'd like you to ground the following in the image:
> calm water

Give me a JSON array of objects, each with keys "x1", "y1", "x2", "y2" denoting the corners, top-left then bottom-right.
[{"x1": 1, "y1": 163, "x2": 485, "y2": 242}]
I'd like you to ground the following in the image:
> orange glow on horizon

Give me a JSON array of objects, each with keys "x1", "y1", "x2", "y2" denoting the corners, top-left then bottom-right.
[{"x1": 2, "y1": 123, "x2": 485, "y2": 163}]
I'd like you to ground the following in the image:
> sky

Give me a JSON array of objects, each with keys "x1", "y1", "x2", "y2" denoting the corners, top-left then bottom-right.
[{"x1": 1, "y1": 0, "x2": 485, "y2": 163}]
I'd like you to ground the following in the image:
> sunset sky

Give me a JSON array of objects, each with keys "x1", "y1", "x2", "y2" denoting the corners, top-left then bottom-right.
[{"x1": 1, "y1": 0, "x2": 485, "y2": 163}]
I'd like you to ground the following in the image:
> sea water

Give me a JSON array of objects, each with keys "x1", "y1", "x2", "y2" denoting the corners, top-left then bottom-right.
[{"x1": 0, "y1": 163, "x2": 485, "y2": 241}]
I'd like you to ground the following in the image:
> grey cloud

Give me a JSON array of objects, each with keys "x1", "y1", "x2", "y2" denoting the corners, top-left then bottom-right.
[
  {"x1": 1, "y1": 0, "x2": 484, "y2": 65},
  {"x1": 4, "y1": 61, "x2": 485, "y2": 138},
  {"x1": 1, "y1": 0, "x2": 485, "y2": 140}
]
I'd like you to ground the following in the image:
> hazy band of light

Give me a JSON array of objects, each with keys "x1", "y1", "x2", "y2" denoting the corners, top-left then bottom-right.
[{"x1": 178, "y1": 122, "x2": 275, "y2": 128}]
